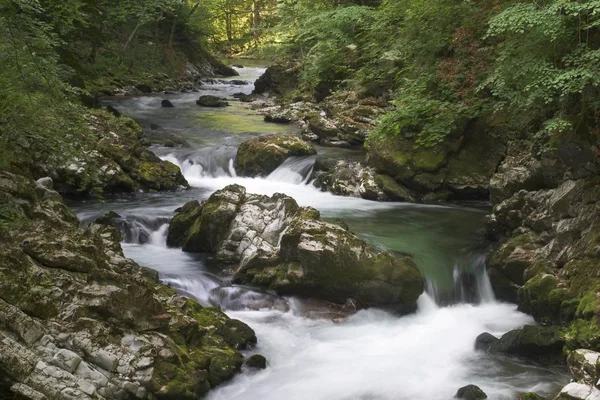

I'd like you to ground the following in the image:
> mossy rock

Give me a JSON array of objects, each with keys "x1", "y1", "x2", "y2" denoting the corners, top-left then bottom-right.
[
  {"x1": 518, "y1": 274, "x2": 569, "y2": 324},
  {"x1": 253, "y1": 63, "x2": 299, "y2": 96},
  {"x1": 563, "y1": 318, "x2": 600, "y2": 351},
  {"x1": 167, "y1": 185, "x2": 246, "y2": 253},
  {"x1": 488, "y1": 325, "x2": 565, "y2": 361},
  {"x1": 235, "y1": 134, "x2": 316, "y2": 177},
  {"x1": 244, "y1": 354, "x2": 267, "y2": 370},
  {"x1": 455, "y1": 384, "x2": 487, "y2": 400},
  {"x1": 520, "y1": 393, "x2": 545, "y2": 400},
  {"x1": 196, "y1": 95, "x2": 229, "y2": 107}
]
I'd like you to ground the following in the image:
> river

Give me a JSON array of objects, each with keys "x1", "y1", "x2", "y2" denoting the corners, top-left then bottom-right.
[{"x1": 70, "y1": 64, "x2": 568, "y2": 399}]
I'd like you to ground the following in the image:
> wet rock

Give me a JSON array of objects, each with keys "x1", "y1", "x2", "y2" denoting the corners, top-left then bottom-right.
[
  {"x1": 555, "y1": 382, "x2": 600, "y2": 400},
  {"x1": 196, "y1": 95, "x2": 229, "y2": 107},
  {"x1": 233, "y1": 92, "x2": 253, "y2": 102},
  {"x1": 374, "y1": 174, "x2": 415, "y2": 202},
  {"x1": 167, "y1": 185, "x2": 424, "y2": 310},
  {"x1": 0, "y1": 172, "x2": 256, "y2": 400},
  {"x1": 519, "y1": 393, "x2": 545, "y2": 400},
  {"x1": 232, "y1": 64, "x2": 244, "y2": 68},
  {"x1": 49, "y1": 111, "x2": 189, "y2": 196},
  {"x1": 455, "y1": 384, "x2": 487, "y2": 399},
  {"x1": 313, "y1": 159, "x2": 387, "y2": 201},
  {"x1": 105, "y1": 105, "x2": 121, "y2": 118},
  {"x1": 135, "y1": 83, "x2": 152, "y2": 93},
  {"x1": 474, "y1": 332, "x2": 499, "y2": 351},
  {"x1": 567, "y1": 349, "x2": 600, "y2": 386},
  {"x1": 161, "y1": 99, "x2": 174, "y2": 108},
  {"x1": 264, "y1": 114, "x2": 291, "y2": 124},
  {"x1": 230, "y1": 80, "x2": 248, "y2": 85},
  {"x1": 253, "y1": 63, "x2": 299, "y2": 95},
  {"x1": 244, "y1": 354, "x2": 267, "y2": 370},
  {"x1": 488, "y1": 325, "x2": 564, "y2": 361},
  {"x1": 35, "y1": 177, "x2": 62, "y2": 202},
  {"x1": 235, "y1": 134, "x2": 316, "y2": 177}
]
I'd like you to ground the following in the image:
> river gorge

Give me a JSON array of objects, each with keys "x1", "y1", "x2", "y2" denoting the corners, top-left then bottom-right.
[{"x1": 67, "y1": 65, "x2": 569, "y2": 399}]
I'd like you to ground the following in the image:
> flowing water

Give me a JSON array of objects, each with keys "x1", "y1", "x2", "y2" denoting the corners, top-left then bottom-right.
[{"x1": 71, "y1": 63, "x2": 568, "y2": 399}]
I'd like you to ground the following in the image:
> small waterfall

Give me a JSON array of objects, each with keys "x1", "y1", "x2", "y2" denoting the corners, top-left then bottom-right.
[
  {"x1": 161, "y1": 146, "x2": 238, "y2": 179},
  {"x1": 105, "y1": 214, "x2": 171, "y2": 245},
  {"x1": 424, "y1": 250, "x2": 495, "y2": 305},
  {"x1": 267, "y1": 156, "x2": 315, "y2": 184}
]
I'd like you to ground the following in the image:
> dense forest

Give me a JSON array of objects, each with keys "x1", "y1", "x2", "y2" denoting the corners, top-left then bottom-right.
[{"x1": 1, "y1": 0, "x2": 600, "y2": 399}]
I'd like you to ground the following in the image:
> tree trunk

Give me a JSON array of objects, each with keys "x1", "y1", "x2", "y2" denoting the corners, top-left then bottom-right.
[{"x1": 168, "y1": 0, "x2": 185, "y2": 49}]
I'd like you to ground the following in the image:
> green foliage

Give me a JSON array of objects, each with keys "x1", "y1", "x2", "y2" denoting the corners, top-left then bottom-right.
[
  {"x1": 294, "y1": 6, "x2": 376, "y2": 93},
  {"x1": 481, "y1": 0, "x2": 600, "y2": 142}
]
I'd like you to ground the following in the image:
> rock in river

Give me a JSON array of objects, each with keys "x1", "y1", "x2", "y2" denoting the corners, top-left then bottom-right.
[
  {"x1": 234, "y1": 134, "x2": 316, "y2": 177},
  {"x1": 196, "y1": 95, "x2": 229, "y2": 107},
  {"x1": 166, "y1": 184, "x2": 424, "y2": 311}
]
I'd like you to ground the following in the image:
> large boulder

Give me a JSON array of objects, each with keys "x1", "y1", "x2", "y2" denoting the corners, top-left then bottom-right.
[
  {"x1": 312, "y1": 159, "x2": 387, "y2": 201},
  {"x1": 52, "y1": 111, "x2": 189, "y2": 196},
  {"x1": 167, "y1": 185, "x2": 424, "y2": 310},
  {"x1": 0, "y1": 172, "x2": 256, "y2": 400},
  {"x1": 235, "y1": 134, "x2": 316, "y2": 177},
  {"x1": 487, "y1": 325, "x2": 565, "y2": 361},
  {"x1": 365, "y1": 117, "x2": 506, "y2": 202},
  {"x1": 253, "y1": 63, "x2": 299, "y2": 96}
]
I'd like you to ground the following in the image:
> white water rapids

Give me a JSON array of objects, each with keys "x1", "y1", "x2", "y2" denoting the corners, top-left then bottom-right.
[{"x1": 80, "y1": 64, "x2": 569, "y2": 400}]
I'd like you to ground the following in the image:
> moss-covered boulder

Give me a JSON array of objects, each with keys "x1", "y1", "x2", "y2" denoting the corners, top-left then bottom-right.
[
  {"x1": 253, "y1": 63, "x2": 299, "y2": 96},
  {"x1": 167, "y1": 185, "x2": 424, "y2": 311},
  {"x1": 0, "y1": 172, "x2": 255, "y2": 400},
  {"x1": 51, "y1": 110, "x2": 189, "y2": 196},
  {"x1": 235, "y1": 134, "x2": 316, "y2": 177},
  {"x1": 487, "y1": 325, "x2": 565, "y2": 361},
  {"x1": 365, "y1": 119, "x2": 506, "y2": 202},
  {"x1": 196, "y1": 95, "x2": 229, "y2": 107}
]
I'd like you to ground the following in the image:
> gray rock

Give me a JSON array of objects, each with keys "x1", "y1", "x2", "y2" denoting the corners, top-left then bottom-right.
[{"x1": 50, "y1": 349, "x2": 82, "y2": 373}]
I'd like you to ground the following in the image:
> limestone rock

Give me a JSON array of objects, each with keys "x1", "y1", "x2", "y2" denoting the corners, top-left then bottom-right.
[
  {"x1": 235, "y1": 134, "x2": 316, "y2": 177},
  {"x1": 167, "y1": 185, "x2": 424, "y2": 310},
  {"x1": 313, "y1": 159, "x2": 388, "y2": 201},
  {"x1": 0, "y1": 172, "x2": 256, "y2": 400}
]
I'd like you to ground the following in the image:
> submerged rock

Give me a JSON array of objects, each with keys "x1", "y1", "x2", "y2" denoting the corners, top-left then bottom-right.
[
  {"x1": 455, "y1": 384, "x2": 487, "y2": 399},
  {"x1": 474, "y1": 332, "x2": 499, "y2": 351},
  {"x1": 519, "y1": 393, "x2": 545, "y2": 400},
  {"x1": 197, "y1": 95, "x2": 229, "y2": 107},
  {"x1": 235, "y1": 134, "x2": 316, "y2": 177},
  {"x1": 0, "y1": 172, "x2": 256, "y2": 400},
  {"x1": 244, "y1": 354, "x2": 267, "y2": 370},
  {"x1": 166, "y1": 185, "x2": 424, "y2": 310},
  {"x1": 161, "y1": 99, "x2": 174, "y2": 108}
]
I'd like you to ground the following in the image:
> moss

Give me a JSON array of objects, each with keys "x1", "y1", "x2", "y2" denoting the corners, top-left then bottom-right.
[
  {"x1": 235, "y1": 134, "x2": 316, "y2": 177},
  {"x1": 563, "y1": 317, "x2": 600, "y2": 352},
  {"x1": 576, "y1": 288, "x2": 600, "y2": 319},
  {"x1": 413, "y1": 149, "x2": 446, "y2": 172},
  {"x1": 518, "y1": 274, "x2": 567, "y2": 324},
  {"x1": 564, "y1": 258, "x2": 600, "y2": 299},
  {"x1": 374, "y1": 174, "x2": 415, "y2": 202}
]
